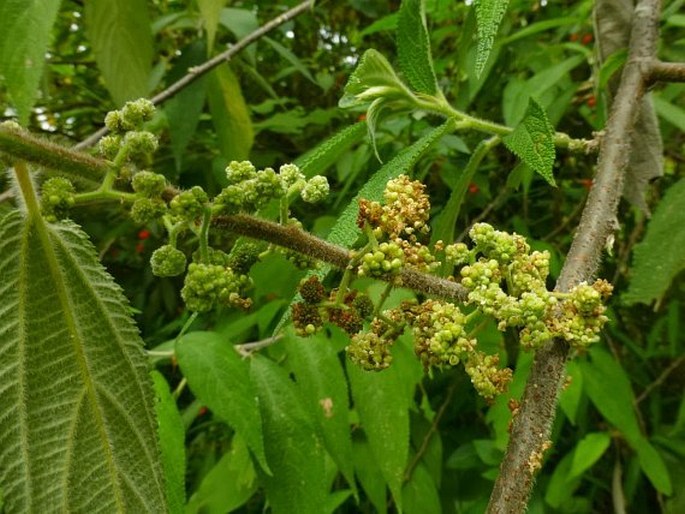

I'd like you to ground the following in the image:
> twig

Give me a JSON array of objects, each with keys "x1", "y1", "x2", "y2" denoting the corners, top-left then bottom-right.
[
  {"x1": 635, "y1": 355, "x2": 685, "y2": 405},
  {"x1": 74, "y1": 0, "x2": 315, "y2": 150},
  {"x1": 645, "y1": 60, "x2": 685, "y2": 83},
  {"x1": 487, "y1": 1, "x2": 663, "y2": 512},
  {"x1": 235, "y1": 334, "x2": 284, "y2": 357}
]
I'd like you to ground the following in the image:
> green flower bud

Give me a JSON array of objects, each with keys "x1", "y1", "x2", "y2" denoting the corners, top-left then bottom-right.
[
  {"x1": 170, "y1": 186, "x2": 208, "y2": 221},
  {"x1": 121, "y1": 99, "x2": 155, "y2": 129},
  {"x1": 132, "y1": 171, "x2": 166, "y2": 198},
  {"x1": 301, "y1": 175, "x2": 330, "y2": 203},
  {"x1": 150, "y1": 245, "x2": 186, "y2": 277},
  {"x1": 131, "y1": 198, "x2": 166, "y2": 224},
  {"x1": 124, "y1": 131, "x2": 158, "y2": 156},
  {"x1": 279, "y1": 163, "x2": 305, "y2": 190},
  {"x1": 225, "y1": 160, "x2": 257, "y2": 185},
  {"x1": 98, "y1": 135, "x2": 122, "y2": 160},
  {"x1": 41, "y1": 177, "x2": 75, "y2": 221}
]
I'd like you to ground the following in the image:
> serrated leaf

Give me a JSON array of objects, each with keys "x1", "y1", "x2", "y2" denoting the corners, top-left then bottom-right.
[
  {"x1": 284, "y1": 333, "x2": 356, "y2": 494},
  {"x1": 185, "y1": 434, "x2": 257, "y2": 514},
  {"x1": 197, "y1": 0, "x2": 227, "y2": 51},
  {"x1": 397, "y1": 0, "x2": 439, "y2": 95},
  {"x1": 295, "y1": 121, "x2": 367, "y2": 178},
  {"x1": 207, "y1": 64, "x2": 254, "y2": 161},
  {"x1": 0, "y1": 0, "x2": 61, "y2": 125},
  {"x1": 250, "y1": 355, "x2": 329, "y2": 514},
  {"x1": 84, "y1": 0, "x2": 153, "y2": 106},
  {"x1": 474, "y1": 0, "x2": 510, "y2": 78},
  {"x1": 0, "y1": 210, "x2": 166, "y2": 513},
  {"x1": 503, "y1": 97, "x2": 556, "y2": 186},
  {"x1": 569, "y1": 432, "x2": 611, "y2": 480},
  {"x1": 175, "y1": 331, "x2": 269, "y2": 472},
  {"x1": 624, "y1": 178, "x2": 685, "y2": 305},
  {"x1": 348, "y1": 360, "x2": 410, "y2": 511},
  {"x1": 151, "y1": 371, "x2": 185, "y2": 514},
  {"x1": 164, "y1": 41, "x2": 208, "y2": 170}
]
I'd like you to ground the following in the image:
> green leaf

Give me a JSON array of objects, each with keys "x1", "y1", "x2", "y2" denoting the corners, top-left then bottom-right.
[
  {"x1": 473, "y1": 0, "x2": 510, "y2": 78},
  {"x1": 197, "y1": 0, "x2": 227, "y2": 51},
  {"x1": 0, "y1": 210, "x2": 166, "y2": 512},
  {"x1": 624, "y1": 178, "x2": 685, "y2": 305},
  {"x1": 569, "y1": 432, "x2": 611, "y2": 480},
  {"x1": 503, "y1": 97, "x2": 556, "y2": 186},
  {"x1": 219, "y1": 8, "x2": 259, "y2": 64},
  {"x1": 185, "y1": 434, "x2": 258, "y2": 514},
  {"x1": 559, "y1": 361, "x2": 583, "y2": 425},
  {"x1": 636, "y1": 440, "x2": 673, "y2": 495},
  {"x1": 545, "y1": 450, "x2": 580, "y2": 508},
  {"x1": 397, "y1": 0, "x2": 439, "y2": 95},
  {"x1": 0, "y1": 0, "x2": 61, "y2": 125},
  {"x1": 151, "y1": 371, "x2": 185, "y2": 514},
  {"x1": 654, "y1": 95, "x2": 685, "y2": 132},
  {"x1": 348, "y1": 359, "x2": 410, "y2": 511},
  {"x1": 250, "y1": 355, "x2": 329, "y2": 514},
  {"x1": 295, "y1": 122, "x2": 368, "y2": 178},
  {"x1": 353, "y1": 439, "x2": 387, "y2": 514},
  {"x1": 175, "y1": 331, "x2": 269, "y2": 472},
  {"x1": 284, "y1": 332, "x2": 356, "y2": 494},
  {"x1": 580, "y1": 347, "x2": 642, "y2": 444},
  {"x1": 402, "y1": 463, "x2": 441, "y2": 514},
  {"x1": 207, "y1": 64, "x2": 254, "y2": 161},
  {"x1": 84, "y1": 0, "x2": 154, "y2": 106},
  {"x1": 164, "y1": 41, "x2": 208, "y2": 170},
  {"x1": 263, "y1": 36, "x2": 318, "y2": 86}
]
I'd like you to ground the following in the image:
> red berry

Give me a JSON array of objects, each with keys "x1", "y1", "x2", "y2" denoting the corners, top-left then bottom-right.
[
  {"x1": 137, "y1": 228, "x2": 151, "y2": 240},
  {"x1": 586, "y1": 95, "x2": 596, "y2": 108},
  {"x1": 581, "y1": 33, "x2": 593, "y2": 45},
  {"x1": 198, "y1": 406, "x2": 208, "y2": 417},
  {"x1": 579, "y1": 178, "x2": 593, "y2": 191},
  {"x1": 357, "y1": 113, "x2": 367, "y2": 122},
  {"x1": 468, "y1": 182, "x2": 480, "y2": 194}
]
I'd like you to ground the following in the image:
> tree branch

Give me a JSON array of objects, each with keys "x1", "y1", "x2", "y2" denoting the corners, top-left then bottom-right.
[
  {"x1": 487, "y1": 1, "x2": 663, "y2": 512},
  {"x1": 645, "y1": 60, "x2": 685, "y2": 83},
  {"x1": 74, "y1": 0, "x2": 315, "y2": 150}
]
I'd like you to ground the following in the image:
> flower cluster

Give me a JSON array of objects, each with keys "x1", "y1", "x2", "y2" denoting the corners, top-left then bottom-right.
[
  {"x1": 453, "y1": 223, "x2": 612, "y2": 351},
  {"x1": 98, "y1": 99, "x2": 158, "y2": 163},
  {"x1": 41, "y1": 177, "x2": 75, "y2": 222},
  {"x1": 346, "y1": 318, "x2": 400, "y2": 371}
]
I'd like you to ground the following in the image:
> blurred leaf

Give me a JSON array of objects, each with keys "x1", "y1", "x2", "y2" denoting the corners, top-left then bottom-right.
[
  {"x1": 353, "y1": 439, "x2": 387, "y2": 514},
  {"x1": 175, "y1": 331, "x2": 269, "y2": 472},
  {"x1": 397, "y1": 0, "x2": 439, "y2": 95},
  {"x1": 348, "y1": 359, "x2": 411, "y2": 511},
  {"x1": 624, "y1": 178, "x2": 685, "y2": 305},
  {"x1": 151, "y1": 371, "x2": 185, "y2": 514},
  {"x1": 503, "y1": 98, "x2": 556, "y2": 186},
  {"x1": 636, "y1": 440, "x2": 673, "y2": 495},
  {"x1": 580, "y1": 346, "x2": 642, "y2": 445},
  {"x1": 284, "y1": 332, "x2": 356, "y2": 494},
  {"x1": 0, "y1": 0, "x2": 61, "y2": 124},
  {"x1": 250, "y1": 355, "x2": 329, "y2": 514},
  {"x1": 84, "y1": 0, "x2": 153, "y2": 106},
  {"x1": 197, "y1": 0, "x2": 227, "y2": 51},
  {"x1": 559, "y1": 361, "x2": 583, "y2": 425},
  {"x1": 545, "y1": 451, "x2": 581, "y2": 508},
  {"x1": 0, "y1": 211, "x2": 166, "y2": 512},
  {"x1": 360, "y1": 13, "x2": 398, "y2": 37},
  {"x1": 653, "y1": 95, "x2": 685, "y2": 132},
  {"x1": 263, "y1": 36, "x2": 318, "y2": 85},
  {"x1": 208, "y1": 64, "x2": 254, "y2": 161},
  {"x1": 185, "y1": 434, "x2": 257, "y2": 514},
  {"x1": 219, "y1": 8, "x2": 259, "y2": 63},
  {"x1": 402, "y1": 463, "x2": 441, "y2": 514},
  {"x1": 473, "y1": 0, "x2": 510, "y2": 77},
  {"x1": 569, "y1": 432, "x2": 611, "y2": 479},
  {"x1": 164, "y1": 41, "x2": 208, "y2": 170}
]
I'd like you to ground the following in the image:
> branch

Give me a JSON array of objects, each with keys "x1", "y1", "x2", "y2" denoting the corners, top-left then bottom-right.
[
  {"x1": 645, "y1": 60, "x2": 685, "y2": 83},
  {"x1": 74, "y1": 0, "x2": 315, "y2": 150},
  {"x1": 487, "y1": 1, "x2": 663, "y2": 512},
  {"x1": 213, "y1": 214, "x2": 469, "y2": 302}
]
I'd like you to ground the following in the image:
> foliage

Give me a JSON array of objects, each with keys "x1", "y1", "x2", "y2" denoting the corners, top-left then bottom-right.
[{"x1": 1, "y1": 1, "x2": 684, "y2": 513}]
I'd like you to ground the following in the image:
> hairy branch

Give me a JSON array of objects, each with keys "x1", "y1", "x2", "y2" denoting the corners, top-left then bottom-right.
[
  {"x1": 75, "y1": 0, "x2": 315, "y2": 150},
  {"x1": 487, "y1": 1, "x2": 663, "y2": 512},
  {"x1": 213, "y1": 214, "x2": 469, "y2": 302},
  {"x1": 645, "y1": 60, "x2": 685, "y2": 83}
]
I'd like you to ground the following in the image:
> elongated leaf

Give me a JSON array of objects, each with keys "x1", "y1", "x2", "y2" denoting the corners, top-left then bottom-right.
[
  {"x1": 397, "y1": 0, "x2": 439, "y2": 95},
  {"x1": 185, "y1": 434, "x2": 258, "y2": 514},
  {"x1": 295, "y1": 121, "x2": 367, "y2": 178},
  {"x1": 654, "y1": 95, "x2": 685, "y2": 132},
  {"x1": 250, "y1": 355, "x2": 328, "y2": 514},
  {"x1": 348, "y1": 359, "x2": 410, "y2": 510},
  {"x1": 569, "y1": 432, "x2": 611, "y2": 479},
  {"x1": 353, "y1": 438, "x2": 388, "y2": 514},
  {"x1": 474, "y1": 0, "x2": 510, "y2": 78},
  {"x1": 197, "y1": 0, "x2": 227, "y2": 51},
  {"x1": 151, "y1": 371, "x2": 185, "y2": 514},
  {"x1": 84, "y1": 0, "x2": 153, "y2": 106},
  {"x1": 402, "y1": 463, "x2": 441, "y2": 514},
  {"x1": 636, "y1": 440, "x2": 673, "y2": 495},
  {"x1": 0, "y1": 210, "x2": 166, "y2": 513},
  {"x1": 175, "y1": 331, "x2": 269, "y2": 471},
  {"x1": 219, "y1": 8, "x2": 259, "y2": 64},
  {"x1": 624, "y1": 178, "x2": 685, "y2": 305},
  {"x1": 0, "y1": 0, "x2": 61, "y2": 125},
  {"x1": 263, "y1": 36, "x2": 317, "y2": 85},
  {"x1": 503, "y1": 97, "x2": 556, "y2": 186},
  {"x1": 284, "y1": 333, "x2": 356, "y2": 493},
  {"x1": 208, "y1": 65, "x2": 254, "y2": 161}
]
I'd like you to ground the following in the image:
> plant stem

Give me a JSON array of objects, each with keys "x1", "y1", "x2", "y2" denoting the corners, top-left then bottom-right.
[{"x1": 198, "y1": 209, "x2": 212, "y2": 263}]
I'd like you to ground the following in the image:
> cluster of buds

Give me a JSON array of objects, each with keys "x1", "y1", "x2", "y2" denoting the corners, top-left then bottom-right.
[
  {"x1": 291, "y1": 276, "x2": 374, "y2": 337},
  {"x1": 98, "y1": 99, "x2": 158, "y2": 164},
  {"x1": 40, "y1": 177, "x2": 75, "y2": 222},
  {"x1": 452, "y1": 223, "x2": 612, "y2": 351},
  {"x1": 346, "y1": 317, "x2": 401, "y2": 371}
]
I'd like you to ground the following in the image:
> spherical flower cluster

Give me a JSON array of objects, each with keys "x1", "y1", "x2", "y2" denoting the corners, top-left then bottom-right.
[
  {"x1": 131, "y1": 198, "x2": 166, "y2": 224},
  {"x1": 169, "y1": 186, "x2": 208, "y2": 222},
  {"x1": 124, "y1": 131, "x2": 158, "y2": 157},
  {"x1": 41, "y1": 177, "x2": 75, "y2": 221},
  {"x1": 301, "y1": 175, "x2": 330, "y2": 203},
  {"x1": 150, "y1": 245, "x2": 186, "y2": 277},
  {"x1": 347, "y1": 331, "x2": 393, "y2": 371},
  {"x1": 105, "y1": 99, "x2": 155, "y2": 133},
  {"x1": 132, "y1": 171, "x2": 166, "y2": 198},
  {"x1": 357, "y1": 241, "x2": 404, "y2": 278},
  {"x1": 464, "y1": 352, "x2": 513, "y2": 400},
  {"x1": 444, "y1": 242, "x2": 470, "y2": 266},
  {"x1": 100, "y1": 100, "x2": 158, "y2": 164}
]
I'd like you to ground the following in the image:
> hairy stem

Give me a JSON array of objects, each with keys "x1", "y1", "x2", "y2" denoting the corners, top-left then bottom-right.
[{"x1": 487, "y1": 1, "x2": 663, "y2": 512}]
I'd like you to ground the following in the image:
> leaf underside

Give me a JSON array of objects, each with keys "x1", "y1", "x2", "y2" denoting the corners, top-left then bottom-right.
[
  {"x1": 397, "y1": 0, "x2": 439, "y2": 95},
  {"x1": 0, "y1": 211, "x2": 166, "y2": 513}
]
